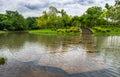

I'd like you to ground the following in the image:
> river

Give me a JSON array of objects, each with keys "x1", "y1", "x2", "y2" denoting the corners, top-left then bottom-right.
[{"x1": 0, "y1": 33, "x2": 120, "y2": 77}]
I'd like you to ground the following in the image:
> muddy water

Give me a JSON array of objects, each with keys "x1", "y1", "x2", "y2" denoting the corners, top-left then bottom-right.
[{"x1": 0, "y1": 33, "x2": 120, "y2": 77}]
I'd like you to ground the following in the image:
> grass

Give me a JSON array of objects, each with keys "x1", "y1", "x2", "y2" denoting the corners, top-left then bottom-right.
[
  {"x1": 29, "y1": 28, "x2": 81, "y2": 35},
  {"x1": 0, "y1": 31, "x2": 6, "y2": 34},
  {"x1": 91, "y1": 27, "x2": 120, "y2": 35},
  {"x1": 108, "y1": 28, "x2": 120, "y2": 35},
  {"x1": 29, "y1": 29, "x2": 58, "y2": 35},
  {"x1": 2, "y1": 27, "x2": 120, "y2": 35}
]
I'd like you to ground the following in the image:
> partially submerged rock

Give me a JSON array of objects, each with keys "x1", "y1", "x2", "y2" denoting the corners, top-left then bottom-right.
[
  {"x1": 87, "y1": 50, "x2": 97, "y2": 53},
  {"x1": 0, "y1": 57, "x2": 6, "y2": 65}
]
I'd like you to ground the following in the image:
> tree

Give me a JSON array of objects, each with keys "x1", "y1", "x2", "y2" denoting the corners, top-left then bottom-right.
[
  {"x1": 105, "y1": 0, "x2": 120, "y2": 27},
  {"x1": 26, "y1": 17, "x2": 38, "y2": 29},
  {"x1": 71, "y1": 16, "x2": 81, "y2": 27},
  {"x1": 36, "y1": 6, "x2": 71, "y2": 29},
  {"x1": 0, "y1": 14, "x2": 7, "y2": 30},
  {"x1": 105, "y1": 3, "x2": 111, "y2": 10},
  {"x1": 80, "y1": 6, "x2": 103, "y2": 27},
  {"x1": 6, "y1": 10, "x2": 28, "y2": 30}
]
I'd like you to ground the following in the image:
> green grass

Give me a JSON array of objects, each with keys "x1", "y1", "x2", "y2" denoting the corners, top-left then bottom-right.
[
  {"x1": 29, "y1": 29, "x2": 81, "y2": 35},
  {"x1": 0, "y1": 31, "x2": 6, "y2": 34},
  {"x1": 108, "y1": 28, "x2": 120, "y2": 35},
  {"x1": 29, "y1": 29, "x2": 58, "y2": 35},
  {"x1": 91, "y1": 27, "x2": 120, "y2": 35}
]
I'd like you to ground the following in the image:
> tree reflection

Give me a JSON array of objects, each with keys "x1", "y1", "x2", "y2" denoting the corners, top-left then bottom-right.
[
  {"x1": 80, "y1": 34, "x2": 97, "y2": 53},
  {"x1": 0, "y1": 33, "x2": 29, "y2": 51}
]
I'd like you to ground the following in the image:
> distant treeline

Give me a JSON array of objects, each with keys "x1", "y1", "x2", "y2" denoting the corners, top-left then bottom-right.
[{"x1": 0, "y1": 0, "x2": 120, "y2": 31}]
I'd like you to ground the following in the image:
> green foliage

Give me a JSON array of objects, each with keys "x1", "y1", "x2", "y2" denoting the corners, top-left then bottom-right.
[
  {"x1": 26, "y1": 17, "x2": 38, "y2": 29},
  {"x1": 6, "y1": 11, "x2": 28, "y2": 30},
  {"x1": 105, "y1": 3, "x2": 111, "y2": 10},
  {"x1": 80, "y1": 6, "x2": 103, "y2": 28},
  {"x1": 93, "y1": 26, "x2": 110, "y2": 32},
  {"x1": 105, "y1": 1, "x2": 120, "y2": 27},
  {"x1": 36, "y1": 6, "x2": 71, "y2": 29},
  {"x1": 0, "y1": 11, "x2": 28, "y2": 31},
  {"x1": 0, "y1": 14, "x2": 7, "y2": 30},
  {"x1": 0, "y1": 1, "x2": 120, "y2": 35},
  {"x1": 71, "y1": 16, "x2": 81, "y2": 27},
  {"x1": 57, "y1": 27, "x2": 80, "y2": 33},
  {"x1": 92, "y1": 26, "x2": 120, "y2": 35}
]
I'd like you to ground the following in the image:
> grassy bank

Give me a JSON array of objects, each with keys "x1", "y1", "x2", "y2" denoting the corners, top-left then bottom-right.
[
  {"x1": 1, "y1": 27, "x2": 120, "y2": 35},
  {"x1": 29, "y1": 29, "x2": 58, "y2": 35},
  {"x1": 29, "y1": 29, "x2": 81, "y2": 35},
  {"x1": 29, "y1": 27, "x2": 81, "y2": 35},
  {"x1": 91, "y1": 27, "x2": 120, "y2": 35}
]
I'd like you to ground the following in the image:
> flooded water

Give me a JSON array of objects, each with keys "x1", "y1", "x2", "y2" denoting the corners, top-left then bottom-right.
[{"x1": 0, "y1": 33, "x2": 120, "y2": 77}]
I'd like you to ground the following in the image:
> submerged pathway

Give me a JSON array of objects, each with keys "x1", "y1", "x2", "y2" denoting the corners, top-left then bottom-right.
[
  {"x1": 80, "y1": 28, "x2": 96, "y2": 52},
  {"x1": 81, "y1": 28, "x2": 93, "y2": 34}
]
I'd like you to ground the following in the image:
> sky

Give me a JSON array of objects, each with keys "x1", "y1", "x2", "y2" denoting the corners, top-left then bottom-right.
[{"x1": 0, "y1": 0, "x2": 115, "y2": 17}]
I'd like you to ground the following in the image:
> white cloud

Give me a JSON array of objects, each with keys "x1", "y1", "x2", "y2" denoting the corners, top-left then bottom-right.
[{"x1": 0, "y1": 0, "x2": 115, "y2": 17}]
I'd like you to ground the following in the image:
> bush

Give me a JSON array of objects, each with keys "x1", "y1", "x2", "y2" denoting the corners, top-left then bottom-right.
[
  {"x1": 57, "y1": 27, "x2": 80, "y2": 33},
  {"x1": 93, "y1": 26, "x2": 110, "y2": 33}
]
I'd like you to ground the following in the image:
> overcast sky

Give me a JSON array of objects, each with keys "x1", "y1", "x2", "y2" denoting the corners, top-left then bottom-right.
[{"x1": 0, "y1": 0, "x2": 115, "y2": 17}]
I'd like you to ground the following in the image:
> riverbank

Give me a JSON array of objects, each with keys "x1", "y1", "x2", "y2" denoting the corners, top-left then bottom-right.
[
  {"x1": 28, "y1": 29, "x2": 58, "y2": 35},
  {"x1": 91, "y1": 27, "x2": 120, "y2": 35},
  {"x1": 1, "y1": 27, "x2": 120, "y2": 35},
  {"x1": 29, "y1": 28, "x2": 81, "y2": 35}
]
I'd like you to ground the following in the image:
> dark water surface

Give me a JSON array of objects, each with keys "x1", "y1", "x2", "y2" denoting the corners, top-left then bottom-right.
[{"x1": 0, "y1": 33, "x2": 120, "y2": 77}]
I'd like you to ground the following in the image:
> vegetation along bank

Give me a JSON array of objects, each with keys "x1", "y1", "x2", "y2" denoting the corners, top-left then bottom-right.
[{"x1": 0, "y1": 0, "x2": 120, "y2": 35}]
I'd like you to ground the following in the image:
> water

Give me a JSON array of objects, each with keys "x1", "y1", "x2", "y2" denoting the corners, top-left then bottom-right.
[{"x1": 0, "y1": 33, "x2": 120, "y2": 77}]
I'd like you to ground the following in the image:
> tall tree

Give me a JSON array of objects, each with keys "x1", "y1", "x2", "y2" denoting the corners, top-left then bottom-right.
[
  {"x1": 105, "y1": 0, "x2": 120, "y2": 27},
  {"x1": 6, "y1": 11, "x2": 28, "y2": 30},
  {"x1": 26, "y1": 17, "x2": 38, "y2": 29},
  {"x1": 80, "y1": 6, "x2": 103, "y2": 27},
  {"x1": 36, "y1": 6, "x2": 71, "y2": 29},
  {"x1": 0, "y1": 14, "x2": 7, "y2": 30}
]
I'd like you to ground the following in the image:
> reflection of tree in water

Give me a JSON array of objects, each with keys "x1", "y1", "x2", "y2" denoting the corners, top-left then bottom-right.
[
  {"x1": 97, "y1": 36, "x2": 120, "y2": 70},
  {"x1": 95, "y1": 35, "x2": 107, "y2": 50},
  {"x1": 0, "y1": 33, "x2": 29, "y2": 51},
  {"x1": 0, "y1": 34, "x2": 120, "y2": 76},
  {"x1": 80, "y1": 34, "x2": 97, "y2": 52},
  {"x1": 30, "y1": 35, "x2": 82, "y2": 54},
  {"x1": 28, "y1": 34, "x2": 98, "y2": 53},
  {"x1": 28, "y1": 34, "x2": 63, "y2": 53},
  {"x1": 0, "y1": 33, "x2": 98, "y2": 54}
]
